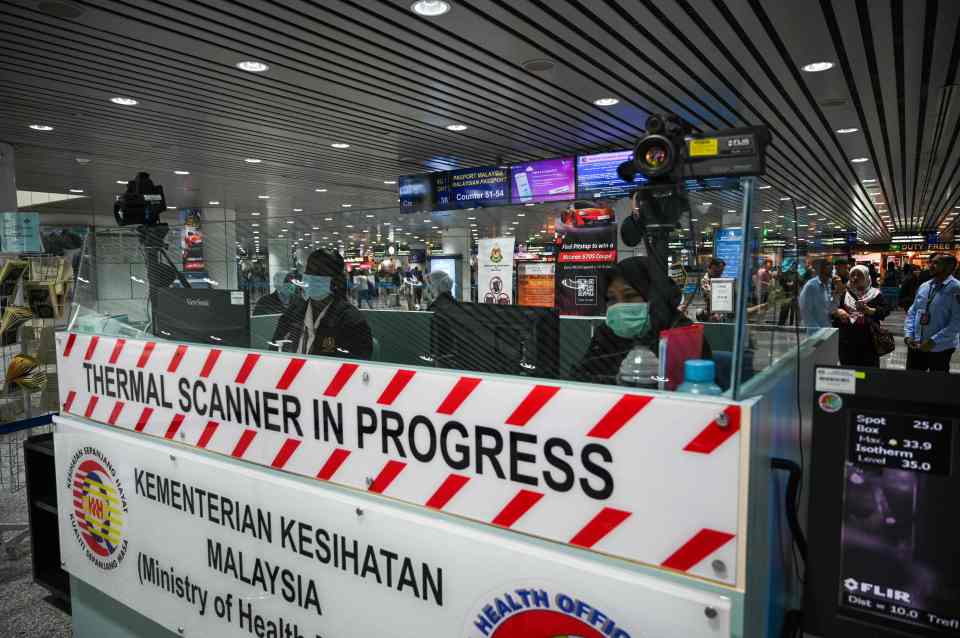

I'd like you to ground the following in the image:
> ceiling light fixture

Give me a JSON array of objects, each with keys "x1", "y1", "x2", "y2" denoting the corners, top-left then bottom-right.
[
  {"x1": 593, "y1": 97, "x2": 619, "y2": 107},
  {"x1": 258, "y1": 195, "x2": 270, "y2": 199},
  {"x1": 835, "y1": 127, "x2": 859, "y2": 134},
  {"x1": 251, "y1": 212, "x2": 260, "y2": 216},
  {"x1": 208, "y1": 201, "x2": 220, "y2": 205},
  {"x1": 802, "y1": 61, "x2": 834, "y2": 73},
  {"x1": 315, "y1": 188, "x2": 328, "y2": 193},
  {"x1": 342, "y1": 204, "x2": 353, "y2": 208},
  {"x1": 116, "y1": 180, "x2": 127, "y2": 185},
  {"x1": 851, "y1": 157, "x2": 870, "y2": 163},
  {"x1": 445, "y1": 123, "x2": 468, "y2": 132},
  {"x1": 174, "y1": 170, "x2": 190, "y2": 175},
  {"x1": 236, "y1": 60, "x2": 269, "y2": 73},
  {"x1": 331, "y1": 143, "x2": 350, "y2": 149},
  {"x1": 29, "y1": 124, "x2": 54, "y2": 131},
  {"x1": 244, "y1": 158, "x2": 262, "y2": 164},
  {"x1": 758, "y1": 185, "x2": 771, "y2": 190},
  {"x1": 411, "y1": 0, "x2": 450, "y2": 16},
  {"x1": 110, "y1": 97, "x2": 138, "y2": 106},
  {"x1": 68, "y1": 188, "x2": 84, "y2": 193}
]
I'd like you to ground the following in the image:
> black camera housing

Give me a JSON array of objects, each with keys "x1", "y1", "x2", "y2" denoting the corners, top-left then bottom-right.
[{"x1": 114, "y1": 172, "x2": 167, "y2": 226}]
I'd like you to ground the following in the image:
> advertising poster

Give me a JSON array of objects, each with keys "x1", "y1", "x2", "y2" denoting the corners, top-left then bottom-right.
[
  {"x1": 179, "y1": 208, "x2": 205, "y2": 274},
  {"x1": 554, "y1": 200, "x2": 617, "y2": 316},
  {"x1": 0, "y1": 211, "x2": 42, "y2": 252},
  {"x1": 510, "y1": 157, "x2": 575, "y2": 204},
  {"x1": 838, "y1": 409, "x2": 959, "y2": 634},
  {"x1": 576, "y1": 151, "x2": 647, "y2": 198},
  {"x1": 478, "y1": 237, "x2": 515, "y2": 304},
  {"x1": 449, "y1": 165, "x2": 510, "y2": 208},
  {"x1": 517, "y1": 262, "x2": 555, "y2": 307}
]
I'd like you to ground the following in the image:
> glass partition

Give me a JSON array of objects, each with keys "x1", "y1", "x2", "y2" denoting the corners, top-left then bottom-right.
[{"x1": 65, "y1": 182, "x2": 832, "y2": 398}]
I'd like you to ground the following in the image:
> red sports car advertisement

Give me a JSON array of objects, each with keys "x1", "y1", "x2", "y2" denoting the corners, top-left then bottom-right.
[
  {"x1": 179, "y1": 208, "x2": 208, "y2": 281},
  {"x1": 554, "y1": 200, "x2": 617, "y2": 317}
]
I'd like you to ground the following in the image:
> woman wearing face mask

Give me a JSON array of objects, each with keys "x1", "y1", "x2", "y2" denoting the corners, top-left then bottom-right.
[
  {"x1": 571, "y1": 256, "x2": 711, "y2": 385},
  {"x1": 833, "y1": 264, "x2": 890, "y2": 367},
  {"x1": 272, "y1": 249, "x2": 373, "y2": 359},
  {"x1": 253, "y1": 271, "x2": 299, "y2": 316}
]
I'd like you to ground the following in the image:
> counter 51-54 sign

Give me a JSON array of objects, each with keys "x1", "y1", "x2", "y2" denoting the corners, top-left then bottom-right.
[{"x1": 57, "y1": 332, "x2": 748, "y2": 585}]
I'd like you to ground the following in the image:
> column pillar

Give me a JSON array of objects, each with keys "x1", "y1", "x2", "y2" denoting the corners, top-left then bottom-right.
[
  {"x1": 268, "y1": 239, "x2": 292, "y2": 291},
  {"x1": 0, "y1": 142, "x2": 17, "y2": 212},
  {"x1": 440, "y1": 227, "x2": 470, "y2": 301}
]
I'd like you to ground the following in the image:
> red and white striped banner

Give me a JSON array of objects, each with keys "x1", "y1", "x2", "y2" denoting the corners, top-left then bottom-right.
[{"x1": 57, "y1": 331, "x2": 749, "y2": 585}]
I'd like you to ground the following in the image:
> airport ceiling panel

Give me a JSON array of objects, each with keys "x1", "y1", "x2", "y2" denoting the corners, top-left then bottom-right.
[{"x1": 0, "y1": 0, "x2": 958, "y2": 244}]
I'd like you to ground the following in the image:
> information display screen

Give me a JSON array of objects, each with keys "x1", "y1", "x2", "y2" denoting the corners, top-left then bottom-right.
[
  {"x1": 449, "y1": 165, "x2": 510, "y2": 208},
  {"x1": 713, "y1": 228, "x2": 743, "y2": 279},
  {"x1": 576, "y1": 150, "x2": 646, "y2": 198},
  {"x1": 510, "y1": 157, "x2": 575, "y2": 204},
  {"x1": 839, "y1": 408, "x2": 959, "y2": 633},
  {"x1": 399, "y1": 174, "x2": 434, "y2": 212}
]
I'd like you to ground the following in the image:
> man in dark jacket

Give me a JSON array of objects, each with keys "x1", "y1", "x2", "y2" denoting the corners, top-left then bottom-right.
[
  {"x1": 253, "y1": 271, "x2": 298, "y2": 316},
  {"x1": 571, "y1": 256, "x2": 710, "y2": 385},
  {"x1": 272, "y1": 250, "x2": 373, "y2": 359}
]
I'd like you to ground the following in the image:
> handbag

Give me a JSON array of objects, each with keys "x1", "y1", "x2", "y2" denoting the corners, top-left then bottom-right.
[{"x1": 869, "y1": 319, "x2": 896, "y2": 356}]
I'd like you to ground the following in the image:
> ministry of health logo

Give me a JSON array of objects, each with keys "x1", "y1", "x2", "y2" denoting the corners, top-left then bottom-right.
[{"x1": 67, "y1": 447, "x2": 129, "y2": 570}]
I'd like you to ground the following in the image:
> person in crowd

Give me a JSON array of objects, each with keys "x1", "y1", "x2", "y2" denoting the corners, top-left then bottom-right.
[
  {"x1": 834, "y1": 258, "x2": 852, "y2": 286},
  {"x1": 917, "y1": 256, "x2": 935, "y2": 287},
  {"x1": 355, "y1": 269, "x2": 372, "y2": 309},
  {"x1": 833, "y1": 265, "x2": 890, "y2": 367},
  {"x1": 904, "y1": 253, "x2": 960, "y2": 372},
  {"x1": 425, "y1": 271, "x2": 457, "y2": 366},
  {"x1": 799, "y1": 258, "x2": 838, "y2": 328},
  {"x1": 754, "y1": 259, "x2": 772, "y2": 304},
  {"x1": 253, "y1": 271, "x2": 298, "y2": 315},
  {"x1": 425, "y1": 270, "x2": 455, "y2": 312},
  {"x1": 272, "y1": 249, "x2": 373, "y2": 359},
  {"x1": 693, "y1": 258, "x2": 726, "y2": 322},
  {"x1": 898, "y1": 263, "x2": 919, "y2": 311},
  {"x1": 882, "y1": 261, "x2": 900, "y2": 287},
  {"x1": 868, "y1": 262, "x2": 880, "y2": 288},
  {"x1": 572, "y1": 256, "x2": 711, "y2": 385},
  {"x1": 777, "y1": 263, "x2": 801, "y2": 326}
]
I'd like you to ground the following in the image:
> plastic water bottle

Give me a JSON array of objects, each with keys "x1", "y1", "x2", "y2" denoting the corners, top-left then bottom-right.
[
  {"x1": 616, "y1": 346, "x2": 661, "y2": 389},
  {"x1": 676, "y1": 359, "x2": 723, "y2": 395}
]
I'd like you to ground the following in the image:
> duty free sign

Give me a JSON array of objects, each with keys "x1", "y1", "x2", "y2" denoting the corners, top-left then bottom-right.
[{"x1": 57, "y1": 331, "x2": 749, "y2": 585}]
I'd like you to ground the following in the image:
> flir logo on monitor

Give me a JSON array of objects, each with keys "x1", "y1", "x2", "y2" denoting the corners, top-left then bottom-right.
[
  {"x1": 844, "y1": 578, "x2": 911, "y2": 603},
  {"x1": 185, "y1": 297, "x2": 211, "y2": 307}
]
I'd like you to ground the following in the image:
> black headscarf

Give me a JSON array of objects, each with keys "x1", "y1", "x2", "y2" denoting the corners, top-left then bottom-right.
[
  {"x1": 608, "y1": 256, "x2": 683, "y2": 343},
  {"x1": 305, "y1": 249, "x2": 347, "y2": 298}
]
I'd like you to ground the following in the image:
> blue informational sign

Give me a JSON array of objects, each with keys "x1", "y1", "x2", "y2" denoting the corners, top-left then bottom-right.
[
  {"x1": 0, "y1": 212, "x2": 43, "y2": 253},
  {"x1": 925, "y1": 230, "x2": 940, "y2": 245},
  {"x1": 448, "y1": 165, "x2": 510, "y2": 208},
  {"x1": 846, "y1": 230, "x2": 858, "y2": 245},
  {"x1": 713, "y1": 227, "x2": 743, "y2": 279},
  {"x1": 575, "y1": 150, "x2": 647, "y2": 198}
]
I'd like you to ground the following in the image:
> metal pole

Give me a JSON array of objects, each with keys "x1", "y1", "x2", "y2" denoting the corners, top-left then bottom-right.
[{"x1": 730, "y1": 177, "x2": 756, "y2": 399}]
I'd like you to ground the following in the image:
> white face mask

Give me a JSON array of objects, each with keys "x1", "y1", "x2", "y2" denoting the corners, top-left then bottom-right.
[{"x1": 302, "y1": 275, "x2": 332, "y2": 300}]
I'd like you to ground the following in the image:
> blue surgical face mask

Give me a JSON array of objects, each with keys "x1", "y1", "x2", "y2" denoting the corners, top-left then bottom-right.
[
  {"x1": 277, "y1": 282, "x2": 294, "y2": 304},
  {"x1": 302, "y1": 275, "x2": 332, "y2": 300},
  {"x1": 605, "y1": 302, "x2": 651, "y2": 339}
]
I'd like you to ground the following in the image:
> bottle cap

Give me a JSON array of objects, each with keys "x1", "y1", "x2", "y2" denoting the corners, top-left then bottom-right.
[{"x1": 684, "y1": 359, "x2": 715, "y2": 383}]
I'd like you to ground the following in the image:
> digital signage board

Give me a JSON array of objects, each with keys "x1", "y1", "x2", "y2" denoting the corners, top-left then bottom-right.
[
  {"x1": 448, "y1": 164, "x2": 510, "y2": 208},
  {"x1": 398, "y1": 174, "x2": 435, "y2": 212},
  {"x1": 576, "y1": 150, "x2": 647, "y2": 198},
  {"x1": 510, "y1": 157, "x2": 575, "y2": 204}
]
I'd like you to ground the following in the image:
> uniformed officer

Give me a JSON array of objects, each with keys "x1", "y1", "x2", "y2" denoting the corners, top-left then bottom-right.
[
  {"x1": 272, "y1": 249, "x2": 373, "y2": 360},
  {"x1": 904, "y1": 253, "x2": 960, "y2": 372}
]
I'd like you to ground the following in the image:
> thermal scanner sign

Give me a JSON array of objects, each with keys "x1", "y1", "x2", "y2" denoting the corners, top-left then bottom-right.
[{"x1": 57, "y1": 331, "x2": 746, "y2": 584}]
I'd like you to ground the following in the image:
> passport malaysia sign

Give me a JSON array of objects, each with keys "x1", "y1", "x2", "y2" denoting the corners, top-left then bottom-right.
[
  {"x1": 57, "y1": 331, "x2": 749, "y2": 586},
  {"x1": 55, "y1": 418, "x2": 733, "y2": 638}
]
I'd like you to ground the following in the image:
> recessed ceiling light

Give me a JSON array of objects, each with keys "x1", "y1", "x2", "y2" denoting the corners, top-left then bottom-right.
[
  {"x1": 851, "y1": 157, "x2": 870, "y2": 163},
  {"x1": 251, "y1": 223, "x2": 259, "y2": 227},
  {"x1": 293, "y1": 208, "x2": 303, "y2": 212},
  {"x1": 312, "y1": 226, "x2": 320, "y2": 230},
  {"x1": 244, "y1": 158, "x2": 262, "y2": 164},
  {"x1": 315, "y1": 188, "x2": 327, "y2": 193},
  {"x1": 110, "y1": 97, "x2": 138, "y2": 106},
  {"x1": 802, "y1": 61, "x2": 834, "y2": 72},
  {"x1": 758, "y1": 185, "x2": 771, "y2": 190},
  {"x1": 68, "y1": 188, "x2": 84, "y2": 193},
  {"x1": 29, "y1": 124, "x2": 53, "y2": 131},
  {"x1": 286, "y1": 220, "x2": 294, "y2": 224},
  {"x1": 258, "y1": 195, "x2": 269, "y2": 199},
  {"x1": 593, "y1": 97, "x2": 619, "y2": 107},
  {"x1": 208, "y1": 201, "x2": 220, "y2": 205},
  {"x1": 411, "y1": 0, "x2": 450, "y2": 16},
  {"x1": 167, "y1": 206, "x2": 176, "y2": 210},
  {"x1": 383, "y1": 180, "x2": 397, "y2": 185},
  {"x1": 835, "y1": 127, "x2": 859, "y2": 134},
  {"x1": 116, "y1": 180, "x2": 128, "y2": 185},
  {"x1": 174, "y1": 170, "x2": 190, "y2": 175},
  {"x1": 331, "y1": 143, "x2": 350, "y2": 149},
  {"x1": 251, "y1": 212, "x2": 260, "y2": 216},
  {"x1": 236, "y1": 60, "x2": 269, "y2": 73},
  {"x1": 701, "y1": 202, "x2": 712, "y2": 206},
  {"x1": 325, "y1": 217, "x2": 333, "y2": 221},
  {"x1": 342, "y1": 203, "x2": 352, "y2": 208},
  {"x1": 445, "y1": 123, "x2": 468, "y2": 132}
]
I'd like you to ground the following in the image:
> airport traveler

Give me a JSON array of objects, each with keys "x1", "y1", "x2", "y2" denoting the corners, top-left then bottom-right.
[
  {"x1": 904, "y1": 253, "x2": 960, "y2": 372},
  {"x1": 425, "y1": 271, "x2": 457, "y2": 367},
  {"x1": 898, "y1": 263, "x2": 919, "y2": 310},
  {"x1": 694, "y1": 258, "x2": 726, "y2": 322},
  {"x1": 917, "y1": 256, "x2": 935, "y2": 287},
  {"x1": 754, "y1": 259, "x2": 772, "y2": 304},
  {"x1": 834, "y1": 258, "x2": 852, "y2": 285},
  {"x1": 272, "y1": 249, "x2": 373, "y2": 359},
  {"x1": 798, "y1": 259, "x2": 837, "y2": 328},
  {"x1": 571, "y1": 256, "x2": 711, "y2": 385},
  {"x1": 253, "y1": 270, "x2": 298, "y2": 316},
  {"x1": 777, "y1": 263, "x2": 801, "y2": 326},
  {"x1": 882, "y1": 261, "x2": 900, "y2": 287},
  {"x1": 868, "y1": 262, "x2": 880, "y2": 288},
  {"x1": 834, "y1": 265, "x2": 891, "y2": 367},
  {"x1": 425, "y1": 270, "x2": 455, "y2": 312}
]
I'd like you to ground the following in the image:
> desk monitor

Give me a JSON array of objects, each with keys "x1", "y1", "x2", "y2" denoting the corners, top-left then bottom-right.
[
  {"x1": 152, "y1": 288, "x2": 250, "y2": 348},
  {"x1": 805, "y1": 367, "x2": 960, "y2": 638},
  {"x1": 433, "y1": 302, "x2": 559, "y2": 378}
]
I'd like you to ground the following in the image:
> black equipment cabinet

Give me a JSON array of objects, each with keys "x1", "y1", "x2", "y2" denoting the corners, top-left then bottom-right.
[
  {"x1": 24, "y1": 432, "x2": 70, "y2": 604},
  {"x1": 805, "y1": 367, "x2": 960, "y2": 637}
]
